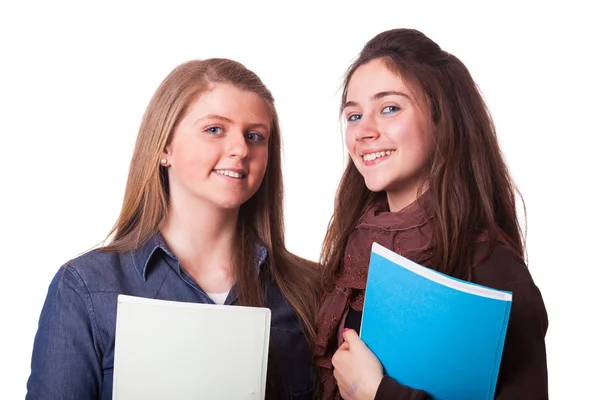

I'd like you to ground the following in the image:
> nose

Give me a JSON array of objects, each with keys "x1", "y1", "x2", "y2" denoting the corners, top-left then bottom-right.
[
  {"x1": 354, "y1": 115, "x2": 380, "y2": 142},
  {"x1": 226, "y1": 132, "x2": 249, "y2": 159}
]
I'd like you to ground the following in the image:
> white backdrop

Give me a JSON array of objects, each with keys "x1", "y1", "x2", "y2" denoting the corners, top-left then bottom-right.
[{"x1": 1, "y1": 1, "x2": 598, "y2": 398}]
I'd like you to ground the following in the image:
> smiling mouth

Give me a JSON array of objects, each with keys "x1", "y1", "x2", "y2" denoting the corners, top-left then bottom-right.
[
  {"x1": 213, "y1": 169, "x2": 246, "y2": 179},
  {"x1": 361, "y1": 150, "x2": 396, "y2": 164}
]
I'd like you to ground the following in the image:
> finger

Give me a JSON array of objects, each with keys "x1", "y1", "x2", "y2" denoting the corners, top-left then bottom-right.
[
  {"x1": 332, "y1": 345, "x2": 349, "y2": 369},
  {"x1": 342, "y1": 328, "x2": 360, "y2": 344},
  {"x1": 338, "y1": 341, "x2": 350, "y2": 351}
]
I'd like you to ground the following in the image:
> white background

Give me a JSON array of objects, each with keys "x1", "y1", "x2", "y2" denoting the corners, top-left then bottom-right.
[{"x1": 1, "y1": 1, "x2": 598, "y2": 398}]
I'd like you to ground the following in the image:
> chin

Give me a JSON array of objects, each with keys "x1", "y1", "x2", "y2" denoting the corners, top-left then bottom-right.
[
  {"x1": 363, "y1": 179, "x2": 390, "y2": 194},
  {"x1": 208, "y1": 187, "x2": 259, "y2": 210},
  {"x1": 205, "y1": 194, "x2": 243, "y2": 210},
  {"x1": 218, "y1": 203, "x2": 242, "y2": 210},
  {"x1": 217, "y1": 199, "x2": 247, "y2": 210}
]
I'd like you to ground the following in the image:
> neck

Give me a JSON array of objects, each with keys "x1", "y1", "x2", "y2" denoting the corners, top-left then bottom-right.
[
  {"x1": 159, "y1": 194, "x2": 239, "y2": 293},
  {"x1": 386, "y1": 186, "x2": 419, "y2": 212}
]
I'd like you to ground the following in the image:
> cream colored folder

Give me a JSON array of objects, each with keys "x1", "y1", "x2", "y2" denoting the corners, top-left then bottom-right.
[{"x1": 112, "y1": 294, "x2": 271, "y2": 400}]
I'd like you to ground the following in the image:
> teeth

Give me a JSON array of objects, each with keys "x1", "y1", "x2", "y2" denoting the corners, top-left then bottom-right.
[
  {"x1": 362, "y1": 150, "x2": 395, "y2": 162},
  {"x1": 214, "y1": 170, "x2": 244, "y2": 179}
]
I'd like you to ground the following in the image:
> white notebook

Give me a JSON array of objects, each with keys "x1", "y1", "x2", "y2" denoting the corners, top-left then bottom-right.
[{"x1": 112, "y1": 295, "x2": 271, "y2": 400}]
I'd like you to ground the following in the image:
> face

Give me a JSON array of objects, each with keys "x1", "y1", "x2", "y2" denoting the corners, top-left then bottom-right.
[
  {"x1": 343, "y1": 58, "x2": 431, "y2": 211},
  {"x1": 163, "y1": 83, "x2": 270, "y2": 210}
]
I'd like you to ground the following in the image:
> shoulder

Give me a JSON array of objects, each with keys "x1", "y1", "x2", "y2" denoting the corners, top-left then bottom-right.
[
  {"x1": 473, "y1": 243, "x2": 528, "y2": 286},
  {"x1": 472, "y1": 242, "x2": 545, "y2": 307},
  {"x1": 58, "y1": 247, "x2": 132, "y2": 293}
]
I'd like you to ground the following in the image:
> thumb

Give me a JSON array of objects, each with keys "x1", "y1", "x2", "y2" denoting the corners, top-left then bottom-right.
[{"x1": 342, "y1": 328, "x2": 360, "y2": 345}]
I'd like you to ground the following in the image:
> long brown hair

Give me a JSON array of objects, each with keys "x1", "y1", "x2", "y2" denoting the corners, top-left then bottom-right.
[
  {"x1": 101, "y1": 59, "x2": 319, "y2": 349},
  {"x1": 322, "y1": 29, "x2": 524, "y2": 285}
]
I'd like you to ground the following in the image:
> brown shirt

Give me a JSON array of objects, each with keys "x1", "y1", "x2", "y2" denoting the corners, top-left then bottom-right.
[{"x1": 359, "y1": 242, "x2": 549, "y2": 399}]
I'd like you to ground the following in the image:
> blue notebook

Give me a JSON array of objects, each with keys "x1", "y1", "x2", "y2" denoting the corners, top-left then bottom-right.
[{"x1": 360, "y1": 243, "x2": 512, "y2": 400}]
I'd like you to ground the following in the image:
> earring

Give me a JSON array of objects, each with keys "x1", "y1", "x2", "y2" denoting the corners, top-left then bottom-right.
[{"x1": 160, "y1": 158, "x2": 168, "y2": 165}]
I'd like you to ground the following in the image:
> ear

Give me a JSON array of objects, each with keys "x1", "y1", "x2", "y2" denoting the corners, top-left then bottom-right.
[
  {"x1": 160, "y1": 145, "x2": 172, "y2": 167},
  {"x1": 163, "y1": 141, "x2": 174, "y2": 157}
]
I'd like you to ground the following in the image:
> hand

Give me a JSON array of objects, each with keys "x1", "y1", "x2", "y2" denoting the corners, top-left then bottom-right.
[{"x1": 332, "y1": 329, "x2": 384, "y2": 400}]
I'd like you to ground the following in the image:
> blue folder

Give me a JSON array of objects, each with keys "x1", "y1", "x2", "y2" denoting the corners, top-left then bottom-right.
[{"x1": 360, "y1": 243, "x2": 512, "y2": 400}]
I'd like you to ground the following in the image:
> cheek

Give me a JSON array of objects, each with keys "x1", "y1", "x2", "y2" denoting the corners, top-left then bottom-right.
[
  {"x1": 387, "y1": 119, "x2": 429, "y2": 152},
  {"x1": 344, "y1": 128, "x2": 363, "y2": 167},
  {"x1": 250, "y1": 146, "x2": 269, "y2": 172},
  {"x1": 404, "y1": 130, "x2": 431, "y2": 170},
  {"x1": 174, "y1": 142, "x2": 216, "y2": 175},
  {"x1": 344, "y1": 128, "x2": 355, "y2": 151},
  {"x1": 409, "y1": 121, "x2": 432, "y2": 163},
  {"x1": 415, "y1": 139, "x2": 431, "y2": 164},
  {"x1": 344, "y1": 128, "x2": 358, "y2": 162},
  {"x1": 384, "y1": 119, "x2": 412, "y2": 145}
]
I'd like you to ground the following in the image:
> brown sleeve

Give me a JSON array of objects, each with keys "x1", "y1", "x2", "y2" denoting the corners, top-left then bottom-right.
[
  {"x1": 374, "y1": 376, "x2": 429, "y2": 400},
  {"x1": 473, "y1": 244, "x2": 549, "y2": 399}
]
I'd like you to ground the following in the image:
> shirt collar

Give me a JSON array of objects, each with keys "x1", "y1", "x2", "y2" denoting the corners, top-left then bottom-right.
[{"x1": 130, "y1": 232, "x2": 268, "y2": 280}]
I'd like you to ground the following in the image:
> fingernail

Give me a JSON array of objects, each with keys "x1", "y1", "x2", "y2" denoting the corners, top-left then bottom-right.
[{"x1": 344, "y1": 328, "x2": 349, "y2": 332}]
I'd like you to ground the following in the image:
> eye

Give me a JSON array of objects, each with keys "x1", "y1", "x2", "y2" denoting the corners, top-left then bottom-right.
[
  {"x1": 245, "y1": 132, "x2": 265, "y2": 142},
  {"x1": 347, "y1": 114, "x2": 362, "y2": 123},
  {"x1": 381, "y1": 105, "x2": 401, "y2": 115},
  {"x1": 205, "y1": 125, "x2": 223, "y2": 135}
]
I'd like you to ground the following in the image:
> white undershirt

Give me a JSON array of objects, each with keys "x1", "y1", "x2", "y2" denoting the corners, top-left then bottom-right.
[{"x1": 206, "y1": 291, "x2": 230, "y2": 305}]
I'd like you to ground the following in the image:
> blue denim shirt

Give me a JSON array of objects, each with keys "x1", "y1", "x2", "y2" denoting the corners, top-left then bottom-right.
[{"x1": 26, "y1": 233, "x2": 315, "y2": 399}]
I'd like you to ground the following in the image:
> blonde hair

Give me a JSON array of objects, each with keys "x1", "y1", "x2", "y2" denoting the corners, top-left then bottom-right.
[{"x1": 103, "y1": 58, "x2": 319, "y2": 349}]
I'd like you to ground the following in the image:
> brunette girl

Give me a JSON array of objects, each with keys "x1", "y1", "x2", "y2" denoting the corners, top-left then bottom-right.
[{"x1": 315, "y1": 29, "x2": 548, "y2": 400}]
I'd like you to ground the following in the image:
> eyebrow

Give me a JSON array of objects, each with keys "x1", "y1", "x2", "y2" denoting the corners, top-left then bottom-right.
[
  {"x1": 195, "y1": 114, "x2": 234, "y2": 125},
  {"x1": 343, "y1": 90, "x2": 411, "y2": 110},
  {"x1": 195, "y1": 114, "x2": 269, "y2": 131}
]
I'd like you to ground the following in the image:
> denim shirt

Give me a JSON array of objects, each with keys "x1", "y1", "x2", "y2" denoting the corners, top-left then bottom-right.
[{"x1": 26, "y1": 233, "x2": 315, "y2": 399}]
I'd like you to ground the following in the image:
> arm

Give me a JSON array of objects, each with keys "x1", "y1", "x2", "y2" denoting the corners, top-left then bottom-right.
[
  {"x1": 333, "y1": 245, "x2": 548, "y2": 400},
  {"x1": 365, "y1": 294, "x2": 547, "y2": 400},
  {"x1": 494, "y1": 283, "x2": 548, "y2": 399},
  {"x1": 26, "y1": 266, "x2": 103, "y2": 400},
  {"x1": 374, "y1": 376, "x2": 429, "y2": 400},
  {"x1": 473, "y1": 244, "x2": 549, "y2": 400}
]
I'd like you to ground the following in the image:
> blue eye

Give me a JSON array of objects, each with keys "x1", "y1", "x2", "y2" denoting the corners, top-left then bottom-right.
[
  {"x1": 245, "y1": 132, "x2": 265, "y2": 142},
  {"x1": 347, "y1": 114, "x2": 362, "y2": 123},
  {"x1": 381, "y1": 106, "x2": 400, "y2": 114},
  {"x1": 205, "y1": 126, "x2": 223, "y2": 135}
]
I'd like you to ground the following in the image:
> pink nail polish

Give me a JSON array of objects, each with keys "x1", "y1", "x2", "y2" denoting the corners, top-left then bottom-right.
[{"x1": 344, "y1": 328, "x2": 349, "y2": 332}]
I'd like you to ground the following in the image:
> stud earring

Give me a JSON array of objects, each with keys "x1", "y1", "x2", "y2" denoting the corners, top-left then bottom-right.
[{"x1": 160, "y1": 158, "x2": 168, "y2": 165}]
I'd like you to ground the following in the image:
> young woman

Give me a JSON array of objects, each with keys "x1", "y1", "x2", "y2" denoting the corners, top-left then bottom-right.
[
  {"x1": 27, "y1": 58, "x2": 319, "y2": 400},
  {"x1": 315, "y1": 29, "x2": 548, "y2": 400}
]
